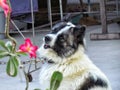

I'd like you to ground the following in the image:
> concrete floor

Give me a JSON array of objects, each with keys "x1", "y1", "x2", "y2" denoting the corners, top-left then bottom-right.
[
  {"x1": 0, "y1": 23, "x2": 120, "y2": 90},
  {"x1": 85, "y1": 23, "x2": 120, "y2": 90}
]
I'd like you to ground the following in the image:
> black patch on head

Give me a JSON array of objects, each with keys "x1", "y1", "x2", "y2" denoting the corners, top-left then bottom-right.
[
  {"x1": 51, "y1": 22, "x2": 67, "y2": 34},
  {"x1": 79, "y1": 75, "x2": 108, "y2": 90},
  {"x1": 45, "y1": 21, "x2": 86, "y2": 57},
  {"x1": 51, "y1": 24, "x2": 86, "y2": 57},
  {"x1": 53, "y1": 30, "x2": 77, "y2": 57},
  {"x1": 73, "y1": 25, "x2": 86, "y2": 45}
]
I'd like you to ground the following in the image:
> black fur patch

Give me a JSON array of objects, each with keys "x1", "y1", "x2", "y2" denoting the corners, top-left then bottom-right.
[
  {"x1": 73, "y1": 26, "x2": 86, "y2": 46},
  {"x1": 53, "y1": 32, "x2": 77, "y2": 57},
  {"x1": 51, "y1": 22, "x2": 67, "y2": 34},
  {"x1": 44, "y1": 22, "x2": 86, "y2": 57},
  {"x1": 79, "y1": 75, "x2": 108, "y2": 90},
  {"x1": 51, "y1": 24, "x2": 86, "y2": 57}
]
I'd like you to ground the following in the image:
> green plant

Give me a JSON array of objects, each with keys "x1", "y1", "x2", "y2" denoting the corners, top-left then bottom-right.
[
  {"x1": 0, "y1": 40, "x2": 27, "y2": 77},
  {"x1": 0, "y1": 0, "x2": 63, "y2": 90},
  {"x1": 50, "y1": 71, "x2": 63, "y2": 90},
  {"x1": 34, "y1": 71, "x2": 63, "y2": 90}
]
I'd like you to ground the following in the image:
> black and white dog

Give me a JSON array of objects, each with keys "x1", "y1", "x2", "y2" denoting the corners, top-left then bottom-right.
[{"x1": 37, "y1": 20, "x2": 112, "y2": 90}]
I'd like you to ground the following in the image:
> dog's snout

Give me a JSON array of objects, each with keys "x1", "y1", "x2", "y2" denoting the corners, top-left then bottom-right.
[{"x1": 44, "y1": 36, "x2": 51, "y2": 42}]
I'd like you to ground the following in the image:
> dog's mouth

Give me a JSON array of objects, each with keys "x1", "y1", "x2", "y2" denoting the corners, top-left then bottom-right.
[{"x1": 44, "y1": 44, "x2": 51, "y2": 49}]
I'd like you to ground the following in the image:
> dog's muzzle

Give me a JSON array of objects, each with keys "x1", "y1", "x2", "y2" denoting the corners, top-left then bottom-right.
[{"x1": 44, "y1": 44, "x2": 50, "y2": 49}]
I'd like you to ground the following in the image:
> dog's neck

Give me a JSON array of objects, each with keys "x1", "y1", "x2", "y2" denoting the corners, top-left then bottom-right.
[
  {"x1": 61, "y1": 45, "x2": 85, "y2": 64},
  {"x1": 45, "y1": 45, "x2": 92, "y2": 78},
  {"x1": 40, "y1": 45, "x2": 95, "y2": 80}
]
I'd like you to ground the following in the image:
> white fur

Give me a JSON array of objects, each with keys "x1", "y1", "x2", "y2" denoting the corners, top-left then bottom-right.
[
  {"x1": 56, "y1": 22, "x2": 75, "y2": 36},
  {"x1": 38, "y1": 45, "x2": 112, "y2": 90}
]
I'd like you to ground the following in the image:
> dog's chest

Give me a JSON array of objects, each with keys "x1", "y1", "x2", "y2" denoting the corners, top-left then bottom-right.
[{"x1": 39, "y1": 62, "x2": 88, "y2": 90}]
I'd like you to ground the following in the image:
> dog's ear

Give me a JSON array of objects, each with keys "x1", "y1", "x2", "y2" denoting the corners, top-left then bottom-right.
[
  {"x1": 62, "y1": 13, "x2": 71, "y2": 22},
  {"x1": 73, "y1": 25, "x2": 86, "y2": 45},
  {"x1": 73, "y1": 25, "x2": 86, "y2": 36}
]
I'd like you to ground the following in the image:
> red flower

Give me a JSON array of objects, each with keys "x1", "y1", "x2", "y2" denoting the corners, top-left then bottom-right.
[
  {"x1": 0, "y1": 0, "x2": 11, "y2": 17},
  {"x1": 19, "y1": 38, "x2": 38, "y2": 58}
]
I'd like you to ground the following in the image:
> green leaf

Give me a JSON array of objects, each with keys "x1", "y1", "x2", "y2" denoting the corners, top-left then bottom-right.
[
  {"x1": 50, "y1": 71, "x2": 63, "y2": 90},
  {"x1": 0, "y1": 40, "x2": 8, "y2": 51},
  {"x1": 16, "y1": 52, "x2": 27, "y2": 56},
  {"x1": 34, "y1": 89, "x2": 41, "y2": 90},
  {"x1": 5, "y1": 41, "x2": 13, "y2": 52},
  {"x1": 0, "y1": 50, "x2": 9, "y2": 59},
  {"x1": 6, "y1": 56, "x2": 19, "y2": 77}
]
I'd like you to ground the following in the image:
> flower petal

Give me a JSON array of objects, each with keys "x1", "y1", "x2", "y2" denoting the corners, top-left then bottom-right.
[
  {"x1": 0, "y1": 0, "x2": 11, "y2": 17},
  {"x1": 19, "y1": 44, "x2": 28, "y2": 52},
  {"x1": 18, "y1": 38, "x2": 38, "y2": 58},
  {"x1": 29, "y1": 51, "x2": 36, "y2": 58},
  {"x1": 25, "y1": 38, "x2": 32, "y2": 47},
  {"x1": 30, "y1": 46, "x2": 38, "y2": 51}
]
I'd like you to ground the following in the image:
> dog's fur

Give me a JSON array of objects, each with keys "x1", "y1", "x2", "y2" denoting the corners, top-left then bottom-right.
[{"x1": 37, "y1": 21, "x2": 112, "y2": 90}]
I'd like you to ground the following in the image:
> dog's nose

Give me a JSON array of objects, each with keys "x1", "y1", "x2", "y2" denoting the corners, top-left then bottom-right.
[{"x1": 44, "y1": 36, "x2": 51, "y2": 43}]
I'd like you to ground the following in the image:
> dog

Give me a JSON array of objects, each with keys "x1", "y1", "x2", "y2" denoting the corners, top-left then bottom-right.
[{"x1": 37, "y1": 21, "x2": 112, "y2": 90}]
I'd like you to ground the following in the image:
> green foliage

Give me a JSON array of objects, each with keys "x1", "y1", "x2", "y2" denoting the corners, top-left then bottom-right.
[
  {"x1": 5, "y1": 41, "x2": 13, "y2": 52},
  {"x1": 34, "y1": 71, "x2": 63, "y2": 90},
  {"x1": 0, "y1": 40, "x2": 9, "y2": 51},
  {"x1": 34, "y1": 89, "x2": 41, "y2": 90},
  {"x1": 0, "y1": 50, "x2": 9, "y2": 58},
  {"x1": 0, "y1": 40, "x2": 27, "y2": 77},
  {"x1": 16, "y1": 52, "x2": 27, "y2": 56},
  {"x1": 50, "y1": 71, "x2": 63, "y2": 90},
  {"x1": 6, "y1": 56, "x2": 19, "y2": 77},
  {"x1": 0, "y1": 41, "x2": 10, "y2": 59},
  {"x1": 0, "y1": 40, "x2": 63, "y2": 90}
]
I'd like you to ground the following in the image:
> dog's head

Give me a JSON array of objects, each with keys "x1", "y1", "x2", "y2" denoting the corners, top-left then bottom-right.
[{"x1": 37, "y1": 21, "x2": 86, "y2": 63}]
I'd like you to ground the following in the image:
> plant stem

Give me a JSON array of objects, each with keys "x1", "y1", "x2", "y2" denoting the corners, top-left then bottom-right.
[
  {"x1": 5, "y1": 0, "x2": 17, "y2": 52},
  {"x1": 23, "y1": 67, "x2": 29, "y2": 90}
]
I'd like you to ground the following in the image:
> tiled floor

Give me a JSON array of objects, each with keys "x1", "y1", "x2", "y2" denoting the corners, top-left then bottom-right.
[{"x1": 0, "y1": 23, "x2": 120, "y2": 90}]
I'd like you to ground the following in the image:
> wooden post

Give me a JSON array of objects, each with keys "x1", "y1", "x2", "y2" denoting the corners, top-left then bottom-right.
[
  {"x1": 59, "y1": 0, "x2": 63, "y2": 20},
  {"x1": 47, "y1": 0, "x2": 52, "y2": 29},
  {"x1": 79, "y1": 0, "x2": 84, "y2": 9},
  {"x1": 90, "y1": 0, "x2": 120, "y2": 40},
  {"x1": 100, "y1": 0, "x2": 108, "y2": 34},
  {"x1": 88, "y1": 0, "x2": 91, "y2": 12}
]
